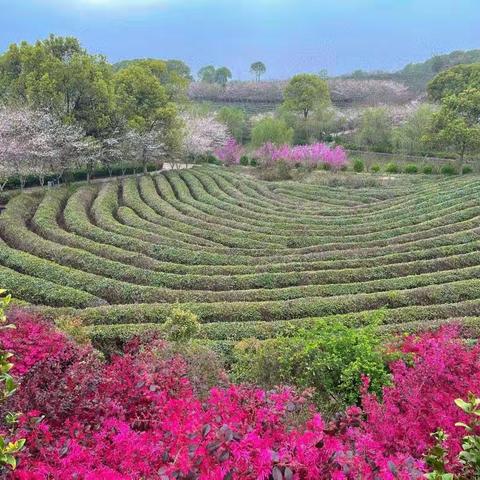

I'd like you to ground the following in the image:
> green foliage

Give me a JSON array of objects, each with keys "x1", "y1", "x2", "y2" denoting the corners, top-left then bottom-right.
[
  {"x1": 217, "y1": 107, "x2": 246, "y2": 142},
  {"x1": 356, "y1": 108, "x2": 393, "y2": 151},
  {"x1": 441, "y1": 164, "x2": 458, "y2": 175},
  {"x1": 283, "y1": 74, "x2": 330, "y2": 119},
  {"x1": 385, "y1": 162, "x2": 399, "y2": 174},
  {"x1": 239, "y1": 155, "x2": 250, "y2": 166},
  {"x1": 0, "y1": 35, "x2": 116, "y2": 137},
  {"x1": 162, "y1": 306, "x2": 200, "y2": 342},
  {"x1": 423, "y1": 165, "x2": 434, "y2": 174},
  {"x1": 427, "y1": 394, "x2": 480, "y2": 479},
  {"x1": 370, "y1": 163, "x2": 381, "y2": 173},
  {"x1": 231, "y1": 311, "x2": 390, "y2": 412},
  {"x1": 0, "y1": 290, "x2": 25, "y2": 471},
  {"x1": 214, "y1": 67, "x2": 232, "y2": 87},
  {"x1": 250, "y1": 61, "x2": 266, "y2": 82},
  {"x1": 197, "y1": 65, "x2": 232, "y2": 86},
  {"x1": 393, "y1": 104, "x2": 436, "y2": 155},
  {"x1": 197, "y1": 65, "x2": 216, "y2": 83},
  {"x1": 353, "y1": 158, "x2": 365, "y2": 173},
  {"x1": 425, "y1": 430, "x2": 454, "y2": 479},
  {"x1": 428, "y1": 63, "x2": 480, "y2": 102},
  {"x1": 405, "y1": 164, "x2": 418, "y2": 174},
  {"x1": 113, "y1": 58, "x2": 190, "y2": 102},
  {"x1": 251, "y1": 117, "x2": 293, "y2": 147},
  {"x1": 425, "y1": 89, "x2": 480, "y2": 160},
  {"x1": 455, "y1": 394, "x2": 480, "y2": 475},
  {"x1": 462, "y1": 165, "x2": 473, "y2": 174},
  {"x1": 250, "y1": 158, "x2": 258, "y2": 167}
]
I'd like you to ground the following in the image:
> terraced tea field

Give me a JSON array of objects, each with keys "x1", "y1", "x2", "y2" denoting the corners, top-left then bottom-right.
[{"x1": 1, "y1": 166, "x2": 480, "y2": 345}]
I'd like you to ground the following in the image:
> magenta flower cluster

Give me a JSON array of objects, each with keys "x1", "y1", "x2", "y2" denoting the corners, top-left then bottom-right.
[
  {"x1": 2, "y1": 310, "x2": 480, "y2": 479},
  {"x1": 214, "y1": 138, "x2": 244, "y2": 166},
  {"x1": 255, "y1": 142, "x2": 348, "y2": 170}
]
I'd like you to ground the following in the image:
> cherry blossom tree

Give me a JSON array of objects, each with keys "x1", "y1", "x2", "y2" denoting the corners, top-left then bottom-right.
[
  {"x1": 181, "y1": 113, "x2": 228, "y2": 163},
  {"x1": 0, "y1": 107, "x2": 55, "y2": 189},
  {"x1": 0, "y1": 106, "x2": 98, "y2": 188}
]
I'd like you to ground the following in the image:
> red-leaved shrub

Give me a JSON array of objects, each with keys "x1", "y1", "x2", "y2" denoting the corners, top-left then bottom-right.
[{"x1": 1, "y1": 311, "x2": 479, "y2": 479}]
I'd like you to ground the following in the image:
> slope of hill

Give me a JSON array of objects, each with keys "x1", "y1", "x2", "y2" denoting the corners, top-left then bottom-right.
[{"x1": 1, "y1": 167, "x2": 480, "y2": 346}]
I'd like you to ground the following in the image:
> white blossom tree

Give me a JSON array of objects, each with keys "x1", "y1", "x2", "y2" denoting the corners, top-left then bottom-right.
[
  {"x1": 126, "y1": 129, "x2": 166, "y2": 173},
  {"x1": 0, "y1": 106, "x2": 97, "y2": 188},
  {"x1": 181, "y1": 113, "x2": 228, "y2": 164},
  {"x1": 0, "y1": 107, "x2": 55, "y2": 189}
]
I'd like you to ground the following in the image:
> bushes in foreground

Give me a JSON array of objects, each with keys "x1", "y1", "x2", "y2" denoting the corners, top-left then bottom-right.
[{"x1": 2, "y1": 309, "x2": 480, "y2": 478}]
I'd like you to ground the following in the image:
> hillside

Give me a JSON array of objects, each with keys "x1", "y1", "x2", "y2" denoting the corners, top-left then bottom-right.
[
  {"x1": 345, "y1": 49, "x2": 480, "y2": 92},
  {"x1": 1, "y1": 167, "x2": 479, "y2": 347}
]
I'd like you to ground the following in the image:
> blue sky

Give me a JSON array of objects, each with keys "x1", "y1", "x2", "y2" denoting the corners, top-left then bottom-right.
[{"x1": 0, "y1": 0, "x2": 478, "y2": 79}]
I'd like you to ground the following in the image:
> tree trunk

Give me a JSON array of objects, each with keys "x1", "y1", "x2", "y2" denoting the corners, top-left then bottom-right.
[
  {"x1": 303, "y1": 109, "x2": 308, "y2": 119},
  {"x1": 86, "y1": 171, "x2": 91, "y2": 184}
]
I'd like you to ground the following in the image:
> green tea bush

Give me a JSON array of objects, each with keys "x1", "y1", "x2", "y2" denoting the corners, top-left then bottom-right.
[
  {"x1": 239, "y1": 155, "x2": 250, "y2": 166},
  {"x1": 385, "y1": 162, "x2": 400, "y2": 174},
  {"x1": 162, "y1": 306, "x2": 200, "y2": 342},
  {"x1": 441, "y1": 164, "x2": 458, "y2": 175},
  {"x1": 370, "y1": 164, "x2": 381, "y2": 173},
  {"x1": 405, "y1": 164, "x2": 418, "y2": 174},
  {"x1": 353, "y1": 159, "x2": 365, "y2": 173},
  {"x1": 462, "y1": 165, "x2": 473, "y2": 175},
  {"x1": 423, "y1": 165, "x2": 434, "y2": 174}
]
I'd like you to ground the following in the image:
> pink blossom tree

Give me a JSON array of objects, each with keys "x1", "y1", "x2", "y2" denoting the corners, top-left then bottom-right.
[
  {"x1": 214, "y1": 137, "x2": 244, "y2": 166},
  {"x1": 255, "y1": 142, "x2": 348, "y2": 170}
]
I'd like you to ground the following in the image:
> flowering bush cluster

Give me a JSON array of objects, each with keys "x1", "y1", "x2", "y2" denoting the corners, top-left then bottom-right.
[
  {"x1": 255, "y1": 142, "x2": 348, "y2": 170},
  {"x1": 1, "y1": 310, "x2": 480, "y2": 479},
  {"x1": 214, "y1": 138, "x2": 244, "y2": 166}
]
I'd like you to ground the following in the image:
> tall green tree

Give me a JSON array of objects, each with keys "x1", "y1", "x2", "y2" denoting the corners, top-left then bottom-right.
[
  {"x1": 393, "y1": 104, "x2": 436, "y2": 155},
  {"x1": 250, "y1": 61, "x2": 266, "y2": 82},
  {"x1": 198, "y1": 65, "x2": 216, "y2": 83},
  {"x1": 113, "y1": 64, "x2": 180, "y2": 158},
  {"x1": 115, "y1": 59, "x2": 190, "y2": 102},
  {"x1": 428, "y1": 63, "x2": 480, "y2": 101},
  {"x1": 214, "y1": 67, "x2": 232, "y2": 87},
  {"x1": 217, "y1": 106, "x2": 246, "y2": 142},
  {"x1": 0, "y1": 35, "x2": 116, "y2": 138},
  {"x1": 356, "y1": 107, "x2": 393, "y2": 151},
  {"x1": 425, "y1": 88, "x2": 480, "y2": 164},
  {"x1": 283, "y1": 74, "x2": 330, "y2": 119},
  {"x1": 251, "y1": 117, "x2": 293, "y2": 147}
]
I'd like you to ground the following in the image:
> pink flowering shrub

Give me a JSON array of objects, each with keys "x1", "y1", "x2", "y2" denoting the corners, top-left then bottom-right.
[
  {"x1": 1, "y1": 311, "x2": 479, "y2": 479},
  {"x1": 214, "y1": 138, "x2": 244, "y2": 166},
  {"x1": 255, "y1": 142, "x2": 348, "y2": 170}
]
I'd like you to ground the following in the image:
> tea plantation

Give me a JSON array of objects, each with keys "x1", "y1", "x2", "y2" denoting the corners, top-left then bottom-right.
[{"x1": 1, "y1": 166, "x2": 480, "y2": 346}]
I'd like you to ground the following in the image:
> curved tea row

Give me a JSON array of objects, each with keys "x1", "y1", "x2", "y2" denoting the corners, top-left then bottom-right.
[{"x1": 1, "y1": 166, "x2": 479, "y2": 342}]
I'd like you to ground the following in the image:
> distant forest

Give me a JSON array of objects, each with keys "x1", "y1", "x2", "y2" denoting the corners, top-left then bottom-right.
[{"x1": 343, "y1": 49, "x2": 480, "y2": 92}]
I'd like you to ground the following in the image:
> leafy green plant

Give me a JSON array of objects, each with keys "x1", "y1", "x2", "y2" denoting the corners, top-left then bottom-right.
[
  {"x1": 425, "y1": 430, "x2": 454, "y2": 479},
  {"x1": 462, "y1": 165, "x2": 473, "y2": 174},
  {"x1": 423, "y1": 164, "x2": 434, "y2": 174},
  {"x1": 232, "y1": 310, "x2": 391, "y2": 413},
  {"x1": 370, "y1": 163, "x2": 381, "y2": 173},
  {"x1": 239, "y1": 155, "x2": 250, "y2": 166},
  {"x1": 426, "y1": 394, "x2": 480, "y2": 479},
  {"x1": 0, "y1": 290, "x2": 25, "y2": 471},
  {"x1": 385, "y1": 162, "x2": 400, "y2": 173},
  {"x1": 405, "y1": 163, "x2": 419, "y2": 174},
  {"x1": 441, "y1": 164, "x2": 457, "y2": 175},
  {"x1": 455, "y1": 394, "x2": 480, "y2": 475},
  {"x1": 353, "y1": 158, "x2": 365, "y2": 172},
  {"x1": 162, "y1": 306, "x2": 200, "y2": 342}
]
